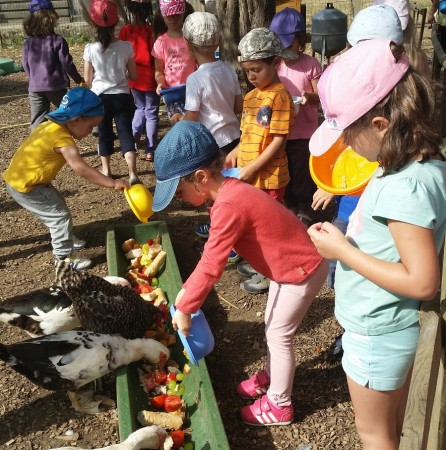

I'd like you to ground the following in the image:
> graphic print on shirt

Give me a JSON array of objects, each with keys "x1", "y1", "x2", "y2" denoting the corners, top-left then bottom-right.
[
  {"x1": 166, "y1": 46, "x2": 190, "y2": 73},
  {"x1": 257, "y1": 105, "x2": 272, "y2": 127}
]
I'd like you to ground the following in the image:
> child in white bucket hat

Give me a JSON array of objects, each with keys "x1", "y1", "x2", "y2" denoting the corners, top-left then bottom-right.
[{"x1": 307, "y1": 40, "x2": 446, "y2": 449}]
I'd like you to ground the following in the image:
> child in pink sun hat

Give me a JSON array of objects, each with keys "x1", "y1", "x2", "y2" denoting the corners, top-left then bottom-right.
[{"x1": 307, "y1": 39, "x2": 446, "y2": 449}]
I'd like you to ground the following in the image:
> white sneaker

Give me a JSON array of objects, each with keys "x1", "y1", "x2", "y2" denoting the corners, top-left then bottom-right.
[
  {"x1": 72, "y1": 235, "x2": 86, "y2": 250},
  {"x1": 55, "y1": 253, "x2": 92, "y2": 270}
]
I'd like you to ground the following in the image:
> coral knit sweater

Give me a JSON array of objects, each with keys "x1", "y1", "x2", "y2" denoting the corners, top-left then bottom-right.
[{"x1": 178, "y1": 178, "x2": 324, "y2": 314}]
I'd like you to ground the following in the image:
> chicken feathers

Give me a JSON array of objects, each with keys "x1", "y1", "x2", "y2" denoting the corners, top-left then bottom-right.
[{"x1": 55, "y1": 261, "x2": 162, "y2": 339}]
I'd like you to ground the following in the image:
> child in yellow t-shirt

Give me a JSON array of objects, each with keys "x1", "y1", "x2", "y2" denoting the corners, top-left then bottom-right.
[
  {"x1": 2, "y1": 87, "x2": 129, "y2": 270},
  {"x1": 225, "y1": 27, "x2": 296, "y2": 293}
]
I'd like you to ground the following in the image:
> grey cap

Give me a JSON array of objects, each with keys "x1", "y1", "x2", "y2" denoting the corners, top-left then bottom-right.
[
  {"x1": 238, "y1": 27, "x2": 299, "y2": 62},
  {"x1": 183, "y1": 11, "x2": 221, "y2": 46}
]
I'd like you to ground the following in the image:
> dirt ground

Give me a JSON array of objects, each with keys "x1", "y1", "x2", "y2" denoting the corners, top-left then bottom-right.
[{"x1": 0, "y1": 30, "x2": 435, "y2": 448}]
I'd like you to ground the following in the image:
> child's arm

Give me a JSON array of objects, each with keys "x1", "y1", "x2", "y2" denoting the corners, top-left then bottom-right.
[
  {"x1": 126, "y1": 57, "x2": 138, "y2": 81},
  {"x1": 234, "y1": 94, "x2": 243, "y2": 115},
  {"x1": 57, "y1": 36, "x2": 84, "y2": 84},
  {"x1": 308, "y1": 220, "x2": 440, "y2": 301},
  {"x1": 312, "y1": 188, "x2": 334, "y2": 211},
  {"x1": 154, "y1": 58, "x2": 166, "y2": 95},
  {"x1": 225, "y1": 146, "x2": 239, "y2": 168},
  {"x1": 301, "y1": 78, "x2": 320, "y2": 106},
  {"x1": 84, "y1": 61, "x2": 94, "y2": 85},
  {"x1": 238, "y1": 134, "x2": 287, "y2": 183},
  {"x1": 58, "y1": 145, "x2": 130, "y2": 190},
  {"x1": 171, "y1": 110, "x2": 199, "y2": 124}
]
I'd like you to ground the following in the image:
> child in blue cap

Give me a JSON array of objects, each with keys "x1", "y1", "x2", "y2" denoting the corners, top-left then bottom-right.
[
  {"x1": 23, "y1": 0, "x2": 84, "y2": 130},
  {"x1": 152, "y1": 120, "x2": 328, "y2": 427},
  {"x1": 2, "y1": 87, "x2": 130, "y2": 270}
]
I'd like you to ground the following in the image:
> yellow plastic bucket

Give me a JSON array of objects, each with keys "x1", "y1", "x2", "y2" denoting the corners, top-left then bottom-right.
[
  {"x1": 309, "y1": 137, "x2": 378, "y2": 196},
  {"x1": 124, "y1": 184, "x2": 154, "y2": 223}
]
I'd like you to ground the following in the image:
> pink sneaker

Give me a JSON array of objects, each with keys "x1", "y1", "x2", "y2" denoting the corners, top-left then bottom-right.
[
  {"x1": 236, "y1": 370, "x2": 270, "y2": 399},
  {"x1": 240, "y1": 394, "x2": 294, "y2": 426}
]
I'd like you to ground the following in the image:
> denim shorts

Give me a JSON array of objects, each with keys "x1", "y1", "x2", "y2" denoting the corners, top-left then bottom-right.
[{"x1": 342, "y1": 322, "x2": 420, "y2": 391}]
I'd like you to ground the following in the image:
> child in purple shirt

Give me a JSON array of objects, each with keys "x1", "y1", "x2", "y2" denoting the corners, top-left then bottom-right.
[{"x1": 22, "y1": 0, "x2": 84, "y2": 129}]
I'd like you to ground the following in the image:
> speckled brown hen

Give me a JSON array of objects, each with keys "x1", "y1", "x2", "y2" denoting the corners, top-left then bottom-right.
[{"x1": 55, "y1": 261, "x2": 163, "y2": 339}]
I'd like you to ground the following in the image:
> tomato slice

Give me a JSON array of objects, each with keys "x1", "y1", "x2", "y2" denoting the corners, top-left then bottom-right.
[
  {"x1": 164, "y1": 394, "x2": 182, "y2": 412},
  {"x1": 154, "y1": 369, "x2": 167, "y2": 384},
  {"x1": 150, "y1": 394, "x2": 167, "y2": 409},
  {"x1": 169, "y1": 430, "x2": 185, "y2": 449}
]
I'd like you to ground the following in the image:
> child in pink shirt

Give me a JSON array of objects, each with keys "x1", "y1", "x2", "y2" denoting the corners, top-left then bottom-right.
[
  {"x1": 152, "y1": 0, "x2": 196, "y2": 119},
  {"x1": 269, "y1": 8, "x2": 322, "y2": 226},
  {"x1": 151, "y1": 120, "x2": 328, "y2": 427}
]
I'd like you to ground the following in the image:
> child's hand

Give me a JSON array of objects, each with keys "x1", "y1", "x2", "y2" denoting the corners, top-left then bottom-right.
[
  {"x1": 307, "y1": 221, "x2": 348, "y2": 260},
  {"x1": 172, "y1": 291, "x2": 192, "y2": 337},
  {"x1": 224, "y1": 148, "x2": 238, "y2": 169},
  {"x1": 170, "y1": 113, "x2": 183, "y2": 124},
  {"x1": 113, "y1": 178, "x2": 130, "y2": 190},
  {"x1": 312, "y1": 188, "x2": 334, "y2": 211},
  {"x1": 156, "y1": 84, "x2": 165, "y2": 96},
  {"x1": 238, "y1": 165, "x2": 256, "y2": 183}
]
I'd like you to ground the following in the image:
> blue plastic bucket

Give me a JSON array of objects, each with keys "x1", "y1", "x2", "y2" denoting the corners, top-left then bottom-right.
[
  {"x1": 440, "y1": 0, "x2": 446, "y2": 14},
  {"x1": 160, "y1": 84, "x2": 186, "y2": 104},
  {"x1": 170, "y1": 305, "x2": 215, "y2": 365}
]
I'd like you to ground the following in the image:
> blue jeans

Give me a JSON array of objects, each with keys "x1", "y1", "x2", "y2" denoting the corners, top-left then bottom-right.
[
  {"x1": 131, "y1": 89, "x2": 160, "y2": 153},
  {"x1": 98, "y1": 93, "x2": 135, "y2": 156}
]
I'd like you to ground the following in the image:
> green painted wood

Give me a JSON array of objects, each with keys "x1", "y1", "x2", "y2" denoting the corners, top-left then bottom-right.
[{"x1": 106, "y1": 221, "x2": 230, "y2": 449}]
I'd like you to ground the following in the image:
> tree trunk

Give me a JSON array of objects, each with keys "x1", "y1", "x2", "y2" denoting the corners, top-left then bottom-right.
[{"x1": 217, "y1": 0, "x2": 276, "y2": 66}]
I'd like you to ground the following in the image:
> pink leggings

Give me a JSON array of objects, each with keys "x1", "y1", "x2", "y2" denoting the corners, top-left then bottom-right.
[{"x1": 264, "y1": 259, "x2": 328, "y2": 406}]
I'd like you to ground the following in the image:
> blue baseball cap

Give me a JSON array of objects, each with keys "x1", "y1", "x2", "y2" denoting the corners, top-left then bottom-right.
[
  {"x1": 46, "y1": 87, "x2": 104, "y2": 125},
  {"x1": 153, "y1": 121, "x2": 220, "y2": 212},
  {"x1": 29, "y1": 0, "x2": 53, "y2": 12}
]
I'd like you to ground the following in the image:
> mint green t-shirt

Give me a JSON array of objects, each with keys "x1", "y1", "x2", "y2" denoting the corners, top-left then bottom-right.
[{"x1": 335, "y1": 159, "x2": 446, "y2": 335}]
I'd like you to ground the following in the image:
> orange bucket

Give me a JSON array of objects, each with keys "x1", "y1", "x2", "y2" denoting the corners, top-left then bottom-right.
[{"x1": 309, "y1": 137, "x2": 378, "y2": 196}]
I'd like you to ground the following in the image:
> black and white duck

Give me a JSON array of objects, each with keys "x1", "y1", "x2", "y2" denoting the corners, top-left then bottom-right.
[
  {"x1": 55, "y1": 262, "x2": 164, "y2": 339},
  {"x1": 0, "y1": 276, "x2": 130, "y2": 337},
  {"x1": 0, "y1": 330, "x2": 169, "y2": 391}
]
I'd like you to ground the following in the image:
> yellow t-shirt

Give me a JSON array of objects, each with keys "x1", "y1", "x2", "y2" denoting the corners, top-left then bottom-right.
[
  {"x1": 3, "y1": 121, "x2": 75, "y2": 193},
  {"x1": 238, "y1": 82, "x2": 294, "y2": 190}
]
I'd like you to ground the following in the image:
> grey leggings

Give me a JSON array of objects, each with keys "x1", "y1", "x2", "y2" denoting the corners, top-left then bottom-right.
[{"x1": 6, "y1": 182, "x2": 73, "y2": 258}]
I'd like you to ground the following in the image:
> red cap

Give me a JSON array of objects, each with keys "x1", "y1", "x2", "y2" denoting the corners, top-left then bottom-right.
[{"x1": 89, "y1": 0, "x2": 119, "y2": 27}]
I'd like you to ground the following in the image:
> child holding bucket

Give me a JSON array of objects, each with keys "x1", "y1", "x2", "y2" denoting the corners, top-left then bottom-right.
[
  {"x1": 307, "y1": 40, "x2": 446, "y2": 449},
  {"x1": 84, "y1": 0, "x2": 140, "y2": 185},
  {"x1": 118, "y1": 0, "x2": 159, "y2": 162},
  {"x1": 152, "y1": 120, "x2": 328, "y2": 427},
  {"x1": 152, "y1": 0, "x2": 196, "y2": 121},
  {"x1": 22, "y1": 0, "x2": 84, "y2": 130},
  {"x1": 269, "y1": 7, "x2": 322, "y2": 227},
  {"x1": 2, "y1": 87, "x2": 129, "y2": 270}
]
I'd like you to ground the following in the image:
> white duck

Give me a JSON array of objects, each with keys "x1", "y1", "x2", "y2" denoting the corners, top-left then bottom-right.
[
  {"x1": 0, "y1": 330, "x2": 169, "y2": 391},
  {"x1": 49, "y1": 425, "x2": 169, "y2": 450},
  {"x1": 0, "y1": 276, "x2": 130, "y2": 337}
]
